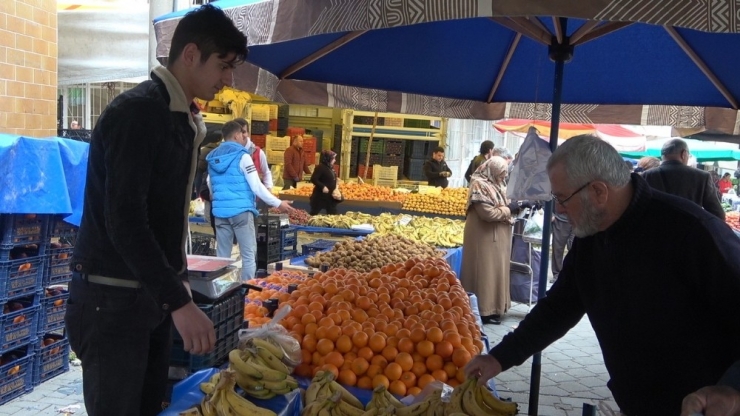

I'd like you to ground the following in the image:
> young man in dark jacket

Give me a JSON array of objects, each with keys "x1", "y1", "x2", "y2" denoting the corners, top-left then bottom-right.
[
  {"x1": 423, "y1": 146, "x2": 453, "y2": 188},
  {"x1": 464, "y1": 140, "x2": 494, "y2": 184},
  {"x1": 66, "y1": 6, "x2": 248, "y2": 416}
]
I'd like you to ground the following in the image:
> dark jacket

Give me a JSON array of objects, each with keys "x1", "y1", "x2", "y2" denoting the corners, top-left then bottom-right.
[
  {"x1": 283, "y1": 145, "x2": 310, "y2": 180},
  {"x1": 642, "y1": 160, "x2": 725, "y2": 219},
  {"x1": 310, "y1": 163, "x2": 341, "y2": 212},
  {"x1": 464, "y1": 154, "x2": 487, "y2": 184},
  {"x1": 488, "y1": 174, "x2": 740, "y2": 416},
  {"x1": 423, "y1": 158, "x2": 452, "y2": 188},
  {"x1": 72, "y1": 71, "x2": 201, "y2": 312}
]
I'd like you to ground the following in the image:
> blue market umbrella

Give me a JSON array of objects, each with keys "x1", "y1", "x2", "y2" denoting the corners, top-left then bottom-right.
[{"x1": 155, "y1": 1, "x2": 740, "y2": 414}]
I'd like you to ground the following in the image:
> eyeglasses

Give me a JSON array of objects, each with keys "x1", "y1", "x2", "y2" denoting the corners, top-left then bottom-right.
[{"x1": 551, "y1": 182, "x2": 591, "y2": 206}]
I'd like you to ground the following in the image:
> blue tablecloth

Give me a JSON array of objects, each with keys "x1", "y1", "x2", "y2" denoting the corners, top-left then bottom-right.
[
  {"x1": 0, "y1": 135, "x2": 89, "y2": 225},
  {"x1": 293, "y1": 225, "x2": 374, "y2": 236},
  {"x1": 159, "y1": 368, "x2": 303, "y2": 416}
]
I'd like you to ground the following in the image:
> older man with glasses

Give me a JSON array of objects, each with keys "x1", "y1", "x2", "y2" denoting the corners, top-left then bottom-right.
[{"x1": 465, "y1": 134, "x2": 740, "y2": 416}]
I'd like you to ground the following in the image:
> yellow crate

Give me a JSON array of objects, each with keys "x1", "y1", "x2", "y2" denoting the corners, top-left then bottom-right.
[
  {"x1": 267, "y1": 135, "x2": 291, "y2": 151},
  {"x1": 269, "y1": 104, "x2": 279, "y2": 120},
  {"x1": 372, "y1": 165, "x2": 398, "y2": 188},
  {"x1": 251, "y1": 104, "x2": 270, "y2": 121},
  {"x1": 384, "y1": 117, "x2": 404, "y2": 127},
  {"x1": 267, "y1": 149, "x2": 284, "y2": 165}
]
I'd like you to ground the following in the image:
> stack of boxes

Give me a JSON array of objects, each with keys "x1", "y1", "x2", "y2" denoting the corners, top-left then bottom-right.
[
  {"x1": 357, "y1": 138, "x2": 384, "y2": 179},
  {"x1": 250, "y1": 104, "x2": 270, "y2": 149},
  {"x1": 404, "y1": 141, "x2": 433, "y2": 181},
  {"x1": 382, "y1": 139, "x2": 406, "y2": 179},
  {"x1": 276, "y1": 105, "x2": 289, "y2": 137},
  {"x1": 256, "y1": 215, "x2": 298, "y2": 271}
]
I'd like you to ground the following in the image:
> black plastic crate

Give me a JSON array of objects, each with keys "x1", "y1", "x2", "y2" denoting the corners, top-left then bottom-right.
[
  {"x1": 251, "y1": 120, "x2": 270, "y2": 135},
  {"x1": 404, "y1": 157, "x2": 427, "y2": 181},
  {"x1": 0, "y1": 297, "x2": 39, "y2": 353},
  {"x1": 406, "y1": 140, "x2": 431, "y2": 158},
  {"x1": 382, "y1": 154, "x2": 404, "y2": 167},
  {"x1": 32, "y1": 333, "x2": 69, "y2": 386},
  {"x1": 37, "y1": 288, "x2": 68, "y2": 335},
  {"x1": 255, "y1": 216, "x2": 281, "y2": 244},
  {"x1": 384, "y1": 139, "x2": 405, "y2": 155},
  {"x1": 301, "y1": 239, "x2": 337, "y2": 256},
  {"x1": 0, "y1": 345, "x2": 33, "y2": 405},
  {"x1": 277, "y1": 105, "x2": 289, "y2": 118},
  {"x1": 0, "y1": 214, "x2": 47, "y2": 250},
  {"x1": 258, "y1": 241, "x2": 282, "y2": 263},
  {"x1": 357, "y1": 153, "x2": 383, "y2": 166},
  {"x1": 170, "y1": 329, "x2": 239, "y2": 374},
  {"x1": 353, "y1": 116, "x2": 384, "y2": 126},
  {"x1": 359, "y1": 138, "x2": 384, "y2": 154},
  {"x1": 277, "y1": 118, "x2": 289, "y2": 130},
  {"x1": 44, "y1": 245, "x2": 73, "y2": 287},
  {"x1": 0, "y1": 256, "x2": 44, "y2": 302},
  {"x1": 190, "y1": 233, "x2": 216, "y2": 256}
]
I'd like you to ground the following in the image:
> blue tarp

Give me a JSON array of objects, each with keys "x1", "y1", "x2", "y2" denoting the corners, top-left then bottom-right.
[{"x1": 0, "y1": 136, "x2": 88, "y2": 225}]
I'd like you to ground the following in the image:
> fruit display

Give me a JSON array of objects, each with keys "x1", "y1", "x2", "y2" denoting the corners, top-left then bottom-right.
[
  {"x1": 437, "y1": 378, "x2": 518, "y2": 416},
  {"x1": 228, "y1": 338, "x2": 300, "y2": 399},
  {"x1": 244, "y1": 271, "x2": 308, "y2": 326},
  {"x1": 45, "y1": 287, "x2": 66, "y2": 306},
  {"x1": 402, "y1": 188, "x2": 468, "y2": 217},
  {"x1": 189, "y1": 369, "x2": 278, "y2": 416},
  {"x1": 304, "y1": 235, "x2": 443, "y2": 271},
  {"x1": 307, "y1": 211, "x2": 375, "y2": 229},
  {"x1": 726, "y1": 211, "x2": 740, "y2": 230},
  {"x1": 302, "y1": 370, "x2": 365, "y2": 416},
  {"x1": 270, "y1": 207, "x2": 312, "y2": 225},
  {"x1": 279, "y1": 257, "x2": 484, "y2": 394},
  {"x1": 282, "y1": 183, "x2": 407, "y2": 202}
]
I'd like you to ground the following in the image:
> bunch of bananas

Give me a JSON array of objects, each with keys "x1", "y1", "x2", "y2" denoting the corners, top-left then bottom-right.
[
  {"x1": 307, "y1": 211, "x2": 375, "y2": 228},
  {"x1": 302, "y1": 371, "x2": 366, "y2": 416},
  {"x1": 365, "y1": 385, "x2": 417, "y2": 415},
  {"x1": 228, "y1": 338, "x2": 299, "y2": 400},
  {"x1": 440, "y1": 378, "x2": 518, "y2": 416},
  {"x1": 184, "y1": 369, "x2": 277, "y2": 416}
]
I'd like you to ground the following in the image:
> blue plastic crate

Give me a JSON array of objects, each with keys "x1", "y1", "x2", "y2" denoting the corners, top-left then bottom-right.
[
  {"x1": 301, "y1": 239, "x2": 337, "y2": 256},
  {"x1": 44, "y1": 245, "x2": 73, "y2": 287},
  {"x1": 0, "y1": 214, "x2": 48, "y2": 250},
  {"x1": 0, "y1": 256, "x2": 45, "y2": 302},
  {"x1": 0, "y1": 345, "x2": 34, "y2": 405},
  {"x1": 32, "y1": 334, "x2": 69, "y2": 386},
  {"x1": 37, "y1": 288, "x2": 68, "y2": 335},
  {"x1": 281, "y1": 250, "x2": 298, "y2": 261},
  {"x1": 46, "y1": 215, "x2": 77, "y2": 241},
  {"x1": 0, "y1": 298, "x2": 40, "y2": 353},
  {"x1": 0, "y1": 241, "x2": 45, "y2": 262},
  {"x1": 280, "y1": 226, "x2": 298, "y2": 252}
]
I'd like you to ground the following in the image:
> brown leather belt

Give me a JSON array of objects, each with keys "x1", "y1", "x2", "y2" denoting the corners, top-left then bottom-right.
[{"x1": 86, "y1": 274, "x2": 142, "y2": 289}]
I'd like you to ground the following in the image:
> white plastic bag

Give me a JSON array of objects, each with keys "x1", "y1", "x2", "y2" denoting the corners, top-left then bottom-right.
[
  {"x1": 237, "y1": 305, "x2": 302, "y2": 370},
  {"x1": 506, "y1": 127, "x2": 553, "y2": 201},
  {"x1": 522, "y1": 210, "x2": 544, "y2": 242},
  {"x1": 192, "y1": 198, "x2": 205, "y2": 217}
]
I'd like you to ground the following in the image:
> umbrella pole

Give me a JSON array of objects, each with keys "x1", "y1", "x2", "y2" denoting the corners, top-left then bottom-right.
[
  {"x1": 529, "y1": 18, "x2": 571, "y2": 416},
  {"x1": 362, "y1": 112, "x2": 379, "y2": 182}
]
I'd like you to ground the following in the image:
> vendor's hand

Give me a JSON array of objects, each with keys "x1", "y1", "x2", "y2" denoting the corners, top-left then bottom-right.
[
  {"x1": 171, "y1": 302, "x2": 216, "y2": 355},
  {"x1": 322, "y1": 186, "x2": 329, "y2": 194},
  {"x1": 682, "y1": 386, "x2": 740, "y2": 416},
  {"x1": 507, "y1": 201, "x2": 521, "y2": 215},
  {"x1": 275, "y1": 200, "x2": 295, "y2": 213},
  {"x1": 464, "y1": 354, "x2": 503, "y2": 387}
]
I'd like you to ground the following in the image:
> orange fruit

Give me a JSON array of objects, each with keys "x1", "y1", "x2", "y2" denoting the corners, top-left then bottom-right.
[
  {"x1": 320, "y1": 363, "x2": 340, "y2": 379},
  {"x1": 312, "y1": 351, "x2": 323, "y2": 366},
  {"x1": 443, "y1": 362, "x2": 458, "y2": 378},
  {"x1": 400, "y1": 371, "x2": 416, "y2": 389},
  {"x1": 416, "y1": 340, "x2": 435, "y2": 358},
  {"x1": 366, "y1": 364, "x2": 383, "y2": 378},
  {"x1": 452, "y1": 349, "x2": 472, "y2": 368},
  {"x1": 338, "y1": 368, "x2": 357, "y2": 386},
  {"x1": 324, "y1": 351, "x2": 344, "y2": 369},
  {"x1": 397, "y1": 338, "x2": 415, "y2": 354},
  {"x1": 444, "y1": 332, "x2": 462, "y2": 348},
  {"x1": 407, "y1": 386, "x2": 422, "y2": 396},
  {"x1": 315, "y1": 326, "x2": 329, "y2": 340},
  {"x1": 336, "y1": 335, "x2": 353, "y2": 353},
  {"x1": 371, "y1": 355, "x2": 388, "y2": 369},
  {"x1": 431, "y1": 369, "x2": 448, "y2": 383},
  {"x1": 305, "y1": 322, "x2": 318, "y2": 336},
  {"x1": 417, "y1": 374, "x2": 435, "y2": 389},
  {"x1": 372, "y1": 374, "x2": 390, "y2": 389},
  {"x1": 357, "y1": 346, "x2": 374, "y2": 361},
  {"x1": 394, "y1": 352, "x2": 414, "y2": 372},
  {"x1": 316, "y1": 339, "x2": 335, "y2": 356},
  {"x1": 409, "y1": 328, "x2": 426, "y2": 343},
  {"x1": 351, "y1": 357, "x2": 370, "y2": 376},
  {"x1": 384, "y1": 362, "x2": 403, "y2": 381},
  {"x1": 381, "y1": 346, "x2": 398, "y2": 362},
  {"x1": 412, "y1": 352, "x2": 425, "y2": 363},
  {"x1": 389, "y1": 380, "x2": 407, "y2": 397},
  {"x1": 357, "y1": 376, "x2": 373, "y2": 390},
  {"x1": 425, "y1": 354, "x2": 444, "y2": 372},
  {"x1": 301, "y1": 314, "x2": 317, "y2": 325},
  {"x1": 327, "y1": 325, "x2": 343, "y2": 342},
  {"x1": 352, "y1": 331, "x2": 369, "y2": 349},
  {"x1": 434, "y1": 341, "x2": 454, "y2": 359},
  {"x1": 303, "y1": 334, "x2": 318, "y2": 353},
  {"x1": 426, "y1": 327, "x2": 444, "y2": 343},
  {"x1": 456, "y1": 368, "x2": 466, "y2": 383},
  {"x1": 301, "y1": 349, "x2": 312, "y2": 365},
  {"x1": 368, "y1": 334, "x2": 387, "y2": 353},
  {"x1": 294, "y1": 364, "x2": 312, "y2": 377}
]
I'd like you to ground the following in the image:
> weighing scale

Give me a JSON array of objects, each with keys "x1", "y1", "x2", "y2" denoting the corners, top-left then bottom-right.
[{"x1": 186, "y1": 255, "x2": 243, "y2": 303}]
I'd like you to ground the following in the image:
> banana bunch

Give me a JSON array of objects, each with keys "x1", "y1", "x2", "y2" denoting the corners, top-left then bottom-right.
[
  {"x1": 365, "y1": 385, "x2": 408, "y2": 414},
  {"x1": 308, "y1": 212, "x2": 374, "y2": 228},
  {"x1": 228, "y1": 342, "x2": 299, "y2": 400},
  {"x1": 336, "y1": 212, "x2": 465, "y2": 248},
  {"x1": 303, "y1": 371, "x2": 365, "y2": 416},
  {"x1": 242, "y1": 337, "x2": 302, "y2": 369},
  {"x1": 199, "y1": 372, "x2": 221, "y2": 395},
  {"x1": 443, "y1": 378, "x2": 518, "y2": 416},
  {"x1": 199, "y1": 369, "x2": 277, "y2": 416}
]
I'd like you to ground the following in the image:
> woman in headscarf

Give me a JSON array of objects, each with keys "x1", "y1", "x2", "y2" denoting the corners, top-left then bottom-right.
[
  {"x1": 460, "y1": 156, "x2": 524, "y2": 325},
  {"x1": 309, "y1": 150, "x2": 343, "y2": 215}
]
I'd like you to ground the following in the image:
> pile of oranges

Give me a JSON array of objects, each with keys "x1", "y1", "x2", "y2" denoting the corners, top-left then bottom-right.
[
  {"x1": 402, "y1": 187, "x2": 468, "y2": 217},
  {"x1": 281, "y1": 183, "x2": 407, "y2": 202},
  {"x1": 277, "y1": 257, "x2": 483, "y2": 397},
  {"x1": 244, "y1": 271, "x2": 306, "y2": 327}
]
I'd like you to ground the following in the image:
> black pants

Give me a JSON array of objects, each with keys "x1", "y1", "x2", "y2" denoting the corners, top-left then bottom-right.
[
  {"x1": 282, "y1": 178, "x2": 297, "y2": 190},
  {"x1": 65, "y1": 274, "x2": 172, "y2": 416}
]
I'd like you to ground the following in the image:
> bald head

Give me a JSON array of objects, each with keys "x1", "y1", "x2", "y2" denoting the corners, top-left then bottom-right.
[{"x1": 661, "y1": 139, "x2": 690, "y2": 165}]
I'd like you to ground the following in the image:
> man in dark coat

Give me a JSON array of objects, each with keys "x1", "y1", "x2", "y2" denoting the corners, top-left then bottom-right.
[
  {"x1": 423, "y1": 146, "x2": 452, "y2": 188},
  {"x1": 642, "y1": 138, "x2": 725, "y2": 219}
]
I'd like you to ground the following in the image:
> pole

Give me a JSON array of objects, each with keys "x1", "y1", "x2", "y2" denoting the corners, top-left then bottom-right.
[
  {"x1": 528, "y1": 17, "x2": 572, "y2": 416},
  {"x1": 362, "y1": 112, "x2": 379, "y2": 182}
]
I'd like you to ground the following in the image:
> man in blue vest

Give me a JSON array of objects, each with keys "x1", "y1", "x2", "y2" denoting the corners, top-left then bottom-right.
[{"x1": 206, "y1": 121, "x2": 293, "y2": 280}]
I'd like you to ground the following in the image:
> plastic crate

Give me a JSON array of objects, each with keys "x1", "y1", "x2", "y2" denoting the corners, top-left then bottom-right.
[
  {"x1": 357, "y1": 153, "x2": 383, "y2": 166},
  {"x1": 32, "y1": 333, "x2": 69, "y2": 386},
  {"x1": 301, "y1": 239, "x2": 337, "y2": 256},
  {"x1": 382, "y1": 154, "x2": 404, "y2": 168},
  {"x1": 357, "y1": 165, "x2": 373, "y2": 179},
  {"x1": 286, "y1": 127, "x2": 305, "y2": 137},
  {"x1": 281, "y1": 250, "x2": 298, "y2": 261},
  {"x1": 384, "y1": 139, "x2": 405, "y2": 155},
  {"x1": 256, "y1": 216, "x2": 281, "y2": 243},
  {"x1": 44, "y1": 245, "x2": 73, "y2": 287},
  {"x1": 404, "y1": 157, "x2": 427, "y2": 181},
  {"x1": 353, "y1": 115, "x2": 384, "y2": 125},
  {"x1": 0, "y1": 241, "x2": 45, "y2": 262},
  {"x1": 47, "y1": 215, "x2": 77, "y2": 240},
  {"x1": 384, "y1": 117, "x2": 404, "y2": 127},
  {"x1": 267, "y1": 136, "x2": 291, "y2": 151},
  {"x1": 251, "y1": 134, "x2": 267, "y2": 149},
  {"x1": 37, "y1": 288, "x2": 68, "y2": 335},
  {"x1": 302, "y1": 137, "x2": 317, "y2": 153},
  {"x1": 359, "y1": 138, "x2": 384, "y2": 154},
  {"x1": 267, "y1": 150, "x2": 284, "y2": 165},
  {"x1": 280, "y1": 227, "x2": 298, "y2": 251},
  {"x1": 406, "y1": 141, "x2": 430, "y2": 158},
  {"x1": 251, "y1": 120, "x2": 270, "y2": 135},
  {"x1": 0, "y1": 256, "x2": 44, "y2": 302},
  {"x1": 277, "y1": 105, "x2": 289, "y2": 118},
  {"x1": 0, "y1": 345, "x2": 33, "y2": 405},
  {"x1": 251, "y1": 104, "x2": 270, "y2": 121},
  {"x1": 170, "y1": 328, "x2": 239, "y2": 374},
  {"x1": 277, "y1": 117, "x2": 289, "y2": 130},
  {"x1": 0, "y1": 214, "x2": 47, "y2": 250},
  {"x1": 0, "y1": 299, "x2": 39, "y2": 352},
  {"x1": 190, "y1": 233, "x2": 216, "y2": 256},
  {"x1": 305, "y1": 151, "x2": 317, "y2": 166},
  {"x1": 268, "y1": 105, "x2": 279, "y2": 120},
  {"x1": 257, "y1": 241, "x2": 282, "y2": 263},
  {"x1": 403, "y1": 118, "x2": 431, "y2": 129}
]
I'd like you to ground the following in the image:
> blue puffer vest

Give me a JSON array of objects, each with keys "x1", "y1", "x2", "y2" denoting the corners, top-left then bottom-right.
[{"x1": 206, "y1": 141, "x2": 258, "y2": 218}]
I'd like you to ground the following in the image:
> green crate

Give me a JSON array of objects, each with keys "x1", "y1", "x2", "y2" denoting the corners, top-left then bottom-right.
[{"x1": 403, "y1": 119, "x2": 431, "y2": 129}]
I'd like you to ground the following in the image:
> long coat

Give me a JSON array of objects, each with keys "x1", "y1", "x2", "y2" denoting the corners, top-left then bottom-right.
[{"x1": 460, "y1": 202, "x2": 513, "y2": 316}]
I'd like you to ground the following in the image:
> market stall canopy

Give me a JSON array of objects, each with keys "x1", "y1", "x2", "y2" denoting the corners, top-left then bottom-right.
[
  {"x1": 0, "y1": 136, "x2": 89, "y2": 225},
  {"x1": 493, "y1": 119, "x2": 647, "y2": 151},
  {"x1": 153, "y1": 0, "x2": 740, "y2": 132},
  {"x1": 619, "y1": 137, "x2": 740, "y2": 161},
  {"x1": 59, "y1": 1, "x2": 149, "y2": 85}
]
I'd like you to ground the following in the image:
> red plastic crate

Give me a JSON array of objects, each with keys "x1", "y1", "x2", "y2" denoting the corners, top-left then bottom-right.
[
  {"x1": 358, "y1": 165, "x2": 373, "y2": 179},
  {"x1": 302, "y1": 137, "x2": 317, "y2": 153},
  {"x1": 251, "y1": 134, "x2": 266, "y2": 149},
  {"x1": 286, "y1": 127, "x2": 305, "y2": 137},
  {"x1": 304, "y1": 151, "x2": 316, "y2": 166},
  {"x1": 333, "y1": 165, "x2": 340, "y2": 176},
  {"x1": 268, "y1": 119, "x2": 277, "y2": 131}
]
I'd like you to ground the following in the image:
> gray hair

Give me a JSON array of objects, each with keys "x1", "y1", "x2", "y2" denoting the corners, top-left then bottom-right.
[
  {"x1": 661, "y1": 138, "x2": 689, "y2": 156},
  {"x1": 492, "y1": 147, "x2": 512, "y2": 160},
  {"x1": 547, "y1": 134, "x2": 630, "y2": 188}
]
